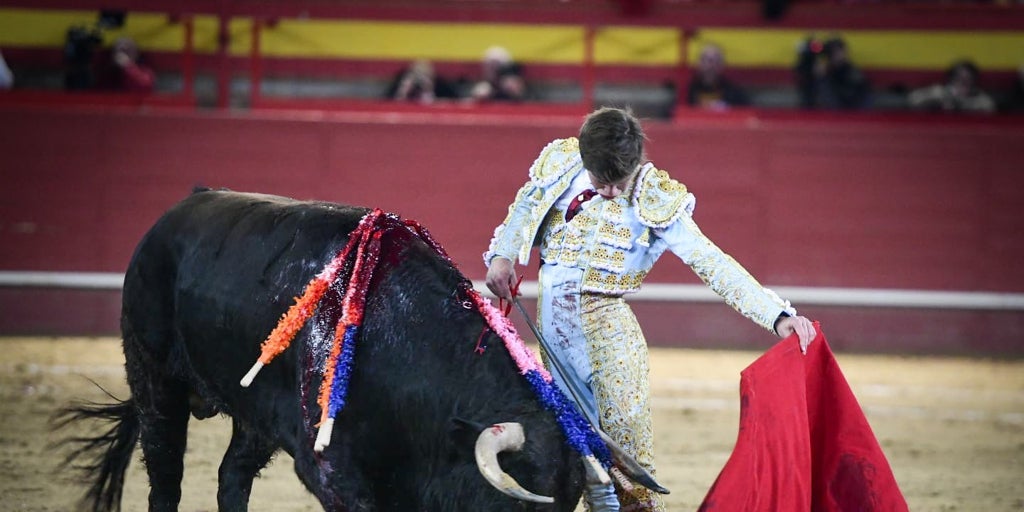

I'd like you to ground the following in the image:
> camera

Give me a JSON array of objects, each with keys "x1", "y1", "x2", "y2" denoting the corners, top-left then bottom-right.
[{"x1": 795, "y1": 37, "x2": 825, "y2": 78}]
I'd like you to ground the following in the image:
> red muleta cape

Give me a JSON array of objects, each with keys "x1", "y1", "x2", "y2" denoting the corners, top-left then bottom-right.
[{"x1": 699, "y1": 324, "x2": 909, "y2": 511}]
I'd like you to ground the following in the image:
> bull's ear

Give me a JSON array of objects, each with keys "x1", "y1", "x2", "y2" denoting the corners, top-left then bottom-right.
[{"x1": 448, "y1": 417, "x2": 487, "y2": 456}]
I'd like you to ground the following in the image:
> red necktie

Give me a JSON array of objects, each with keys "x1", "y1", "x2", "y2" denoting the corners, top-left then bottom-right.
[{"x1": 565, "y1": 189, "x2": 597, "y2": 222}]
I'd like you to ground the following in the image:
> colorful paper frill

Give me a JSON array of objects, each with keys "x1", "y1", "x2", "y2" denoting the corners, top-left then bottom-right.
[
  {"x1": 241, "y1": 208, "x2": 610, "y2": 467},
  {"x1": 466, "y1": 288, "x2": 612, "y2": 469}
]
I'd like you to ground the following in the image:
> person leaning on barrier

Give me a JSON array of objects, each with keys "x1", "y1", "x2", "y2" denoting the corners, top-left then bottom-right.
[
  {"x1": 385, "y1": 59, "x2": 460, "y2": 105},
  {"x1": 686, "y1": 43, "x2": 750, "y2": 110},
  {"x1": 469, "y1": 46, "x2": 527, "y2": 102},
  {"x1": 483, "y1": 106, "x2": 816, "y2": 512},
  {"x1": 796, "y1": 36, "x2": 871, "y2": 110},
  {"x1": 0, "y1": 50, "x2": 13, "y2": 90},
  {"x1": 908, "y1": 60, "x2": 996, "y2": 114},
  {"x1": 96, "y1": 37, "x2": 155, "y2": 93}
]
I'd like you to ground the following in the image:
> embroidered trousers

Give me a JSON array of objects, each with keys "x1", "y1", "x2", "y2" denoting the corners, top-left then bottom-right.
[{"x1": 537, "y1": 264, "x2": 664, "y2": 512}]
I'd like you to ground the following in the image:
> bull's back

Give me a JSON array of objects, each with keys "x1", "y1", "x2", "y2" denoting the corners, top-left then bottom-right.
[
  {"x1": 142, "y1": 189, "x2": 367, "y2": 268},
  {"x1": 121, "y1": 189, "x2": 368, "y2": 390}
]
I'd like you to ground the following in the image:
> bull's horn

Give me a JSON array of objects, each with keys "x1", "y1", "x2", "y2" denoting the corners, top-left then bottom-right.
[{"x1": 474, "y1": 422, "x2": 555, "y2": 504}]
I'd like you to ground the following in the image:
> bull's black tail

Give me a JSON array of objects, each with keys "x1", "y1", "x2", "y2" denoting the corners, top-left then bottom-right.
[{"x1": 52, "y1": 391, "x2": 140, "y2": 512}]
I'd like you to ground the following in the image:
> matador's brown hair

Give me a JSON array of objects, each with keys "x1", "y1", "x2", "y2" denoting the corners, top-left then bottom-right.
[{"x1": 578, "y1": 107, "x2": 646, "y2": 184}]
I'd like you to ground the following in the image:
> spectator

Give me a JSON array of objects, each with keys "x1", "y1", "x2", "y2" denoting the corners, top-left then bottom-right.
[
  {"x1": 0, "y1": 50, "x2": 12, "y2": 90},
  {"x1": 385, "y1": 59, "x2": 459, "y2": 104},
  {"x1": 96, "y1": 37, "x2": 155, "y2": 93},
  {"x1": 63, "y1": 25, "x2": 103, "y2": 90},
  {"x1": 796, "y1": 36, "x2": 870, "y2": 110},
  {"x1": 686, "y1": 43, "x2": 750, "y2": 110},
  {"x1": 469, "y1": 46, "x2": 527, "y2": 102},
  {"x1": 1008, "y1": 64, "x2": 1024, "y2": 113},
  {"x1": 908, "y1": 60, "x2": 996, "y2": 114}
]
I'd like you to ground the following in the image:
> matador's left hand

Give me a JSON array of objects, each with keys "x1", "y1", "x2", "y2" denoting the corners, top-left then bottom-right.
[{"x1": 776, "y1": 315, "x2": 816, "y2": 354}]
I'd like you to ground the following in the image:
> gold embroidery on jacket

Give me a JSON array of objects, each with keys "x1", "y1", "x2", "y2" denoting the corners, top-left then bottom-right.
[
  {"x1": 530, "y1": 138, "x2": 580, "y2": 186},
  {"x1": 581, "y1": 268, "x2": 647, "y2": 294},
  {"x1": 634, "y1": 165, "x2": 689, "y2": 228},
  {"x1": 487, "y1": 138, "x2": 583, "y2": 265},
  {"x1": 679, "y1": 216, "x2": 792, "y2": 331}
]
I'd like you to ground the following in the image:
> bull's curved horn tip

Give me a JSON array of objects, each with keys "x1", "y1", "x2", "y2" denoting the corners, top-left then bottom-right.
[
  {"x1": 475, "y1": 422, "x2": 554, "y2": 504},
  {"x1": 314, "y1": 418, "x2": 334, "y2": 453},
  {"x1": 240, "y1": 361, "x2": 264, "y2": 388}
]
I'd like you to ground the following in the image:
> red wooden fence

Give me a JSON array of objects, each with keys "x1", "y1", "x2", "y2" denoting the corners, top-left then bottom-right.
[{"x1": 1, "y1": 104, "x2": 1021, "y2": 355}]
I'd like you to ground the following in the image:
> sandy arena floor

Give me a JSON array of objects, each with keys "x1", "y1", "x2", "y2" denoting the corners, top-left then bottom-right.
[{"x1": 1, "y1": 337, "x2": 1021, "y2": 511}]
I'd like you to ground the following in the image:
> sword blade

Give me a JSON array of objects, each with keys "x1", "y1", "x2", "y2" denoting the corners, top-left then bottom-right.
[{"x1": 511, "y1": 297, "x2": 600, "y2": 427}]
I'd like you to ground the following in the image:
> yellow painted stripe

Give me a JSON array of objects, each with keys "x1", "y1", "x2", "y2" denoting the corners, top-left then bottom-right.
[
  {"x1": 593, "y1": 26, "x2": 680, "y2": 65},
  {"x1": 229, "y1": 19, "x2": 585, "y2": 62},
  {"x1": 0, "y1": 8, "x2": 223, "y2": 52},
  {"x1": 691, "y1": 28, "x2": 1024, "y2": 71},
  {"x1": 842, "y1": 31, "x2": 1024, "y2": 70},
  {"x1": 1, "y1": 9, "x2": 1020, "y2": 71},
  {"x1": 0, "y1": 9, "x2": 100, "y2": 47}
]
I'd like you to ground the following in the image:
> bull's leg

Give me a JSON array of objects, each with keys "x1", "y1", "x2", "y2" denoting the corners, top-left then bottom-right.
[
  {"x1": 217, "y1": 419, "x2": 278, "y2": 511},
  {"x1": 122, "y1": 319, "x2": 192, "y2": 512},
  {"x1": 134, "y1": 377, "x2": 191, "y2": 512}
]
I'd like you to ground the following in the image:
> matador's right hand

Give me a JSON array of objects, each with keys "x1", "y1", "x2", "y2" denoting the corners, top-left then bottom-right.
[{"x1": 485, "y1": 257, "x2": 518, "y2": 301}]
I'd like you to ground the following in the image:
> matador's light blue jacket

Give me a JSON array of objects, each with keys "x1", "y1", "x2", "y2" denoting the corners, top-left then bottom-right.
[{"x1": 484, "y1": 137, "x2": 796, "y2": 332}]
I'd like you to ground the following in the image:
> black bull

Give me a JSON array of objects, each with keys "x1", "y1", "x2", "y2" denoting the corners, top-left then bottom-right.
[{"x1": 57, "y1": 189, "x2": 586, "y2": 511}]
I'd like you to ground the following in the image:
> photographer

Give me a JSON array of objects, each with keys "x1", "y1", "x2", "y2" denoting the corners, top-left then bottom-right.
[
  {"x1": 62, "y1": 11, "x2": 151, "y2": 93},
  {"x1": 795, "y1": 36, "x2": 871, "y2": 110},
  {"x1": 386, "y1": 59, "x2": 458, "y2": 105},
  {"x1": 63, "y1": 25, "x2": 102, "y2": 90}
]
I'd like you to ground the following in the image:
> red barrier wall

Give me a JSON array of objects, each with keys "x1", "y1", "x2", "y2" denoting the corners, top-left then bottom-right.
[{"x1": 1, "y1": 105, "x2": 1022, "y2": 355}]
